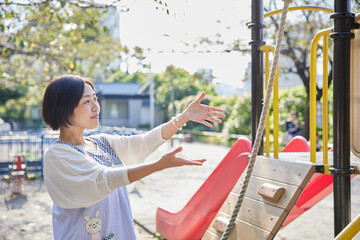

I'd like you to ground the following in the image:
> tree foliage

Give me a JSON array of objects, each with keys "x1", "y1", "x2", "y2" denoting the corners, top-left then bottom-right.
[
  {"x1": 0, "y1": 1, "x2": 149, "y2": 126},
  {"x1": 107, "y1": 65, "x2": 217, "y2": 124}
]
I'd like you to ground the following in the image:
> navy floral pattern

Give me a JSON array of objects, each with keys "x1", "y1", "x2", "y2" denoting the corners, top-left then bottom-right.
[{"x1": 54, "y1": 135, "x2": 122, "y2": 167}]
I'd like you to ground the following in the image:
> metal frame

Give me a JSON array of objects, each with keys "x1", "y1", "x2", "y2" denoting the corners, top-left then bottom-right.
[
  {"x1": 250, "y1": 0, "x2": 354, "y2": 236},
  {"x1": 249, "y1": 0, "x2": 265, "y2": 153},
  {"x1": 330, "y1": 0, "x2": 354, "y2": 235}
]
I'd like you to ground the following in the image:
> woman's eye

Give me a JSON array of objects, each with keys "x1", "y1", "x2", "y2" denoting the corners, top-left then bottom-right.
[
  {"x1": 94, "y1": 97, "x2": 98, "y2": 102},
  {"x1": 84, "y1": 100, "x2": 90, "y2": 104}
]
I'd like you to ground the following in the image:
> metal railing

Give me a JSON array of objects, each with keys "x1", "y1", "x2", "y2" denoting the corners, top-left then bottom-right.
[
  {"x1": 0, "y1": 127, "x2": 137, "y2": 177},
  {"x1": 334, "y1": 213, "x2": 360, "y2": 240},
  {"x1": 310, "y1": 28, "x2": 332, "y2": 174},
  {"x1": 260, "y1": 45, "x2": 279, "y2": 158}
]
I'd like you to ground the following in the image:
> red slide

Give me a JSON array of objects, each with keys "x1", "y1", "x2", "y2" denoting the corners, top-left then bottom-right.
[{"x1": 156, "y1": 138, "x2": 251, "y2": 240}]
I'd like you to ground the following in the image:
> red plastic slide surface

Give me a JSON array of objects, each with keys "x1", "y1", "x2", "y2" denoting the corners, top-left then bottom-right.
[
  {"x1": 156, "y1": 138, "x2": 251, "y2": 240},
  {"x1": 281, "y1": 136, "x2": 356, "y2": 227},
  {"x1": 281, "y1": 136, "x2": 310, "y2": 153}
]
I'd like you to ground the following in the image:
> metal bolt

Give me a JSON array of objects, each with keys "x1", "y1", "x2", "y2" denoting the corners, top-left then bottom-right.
[
  {"x1": 273, "y1": 168, "x2": 276, "y2": 171},
  {"x1": 248, "y1": 208, "x2": 251, "y2": 212},
  {"x1": 270, "y1": 217, "x2": 274, "y2": 221},
  {"x1": 298, "y1": 172, "x2": 302, "y2": 176}
]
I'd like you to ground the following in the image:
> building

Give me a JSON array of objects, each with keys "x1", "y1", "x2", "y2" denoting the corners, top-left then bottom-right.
[{"x1": 95, "y1": 82, "x2": 150, "y2": 128}]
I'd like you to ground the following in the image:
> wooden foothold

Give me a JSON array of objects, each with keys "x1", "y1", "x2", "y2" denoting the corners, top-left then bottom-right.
[
  {"x1": 213, "y1": 216, "x2": 231, "y2": 233},
  {"x1": 258, "y1": 183, "x2": 285, "y2": 202}
]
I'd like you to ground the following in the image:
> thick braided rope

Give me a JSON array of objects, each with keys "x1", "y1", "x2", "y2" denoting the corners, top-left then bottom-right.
[{"x1": 220, "y1": 0, "x2": 292, "y2": 239}]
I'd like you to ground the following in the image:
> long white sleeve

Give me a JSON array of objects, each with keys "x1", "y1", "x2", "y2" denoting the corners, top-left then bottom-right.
[
  {"x1": 103, "y1": 124, "x2": 167, "y2": 166},
  {"x1": 44, "y1": 144, "x2": 130, "y2": 209}
]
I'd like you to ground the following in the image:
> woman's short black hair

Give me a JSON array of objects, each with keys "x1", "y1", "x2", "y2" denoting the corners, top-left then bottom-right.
[{"x1": 42, "y1": 74, "x2": 95, "y2": 130}]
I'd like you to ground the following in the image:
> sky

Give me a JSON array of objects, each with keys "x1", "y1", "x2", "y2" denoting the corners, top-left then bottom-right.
[{"x1": 115, "y1": 0, "x2": 252, "y2": 88}]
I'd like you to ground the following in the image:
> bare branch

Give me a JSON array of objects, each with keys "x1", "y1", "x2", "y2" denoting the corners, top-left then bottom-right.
[
  {"x1": 0, "y1": 0, "x2": 121, "y2": 8},
  {"x1": 0, "y1": 43, "x2": 37, "y2": 56},
  {"x1": 66, "y1": 0, "x2": 121, "y2": 9},
  {"x1": 0, "y1": 0, "x2": 50, "y2": 6}
]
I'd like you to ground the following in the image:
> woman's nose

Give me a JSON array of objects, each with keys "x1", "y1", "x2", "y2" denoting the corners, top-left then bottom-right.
[{"x1": 92, "y1": 101, "x2": 100, "y2": 112}]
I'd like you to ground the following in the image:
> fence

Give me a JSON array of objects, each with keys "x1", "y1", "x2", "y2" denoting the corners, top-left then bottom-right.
[{"x1": 0, "y1": 127, "x2": 137, "y2": 177}]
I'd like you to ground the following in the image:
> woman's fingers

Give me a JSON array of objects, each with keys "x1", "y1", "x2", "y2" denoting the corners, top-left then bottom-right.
[
  {"x1": 192, "y1": 159, "x2": 206, "y2": 164},
  {"x1": 171, "y1": 146, "x2": 183, "y2": 155},
  {"x1": 205, "y1": 116, "x2": 222, "y2": 124},
  {"x1": 208, "y1": 111, "x2": 226, "y2": 118},
  {"x1": 201, "y1": 120, "x2": 213, "y2": 128},
  {"x1": 195, "y1": 91, "x2": 206, "y2": 103},
  {"x1": 207, "y1": 106, "x2": 225, "y2": 113},
  {"x1": 181, "y1": 158, "x2": 206, "y2": 166}
]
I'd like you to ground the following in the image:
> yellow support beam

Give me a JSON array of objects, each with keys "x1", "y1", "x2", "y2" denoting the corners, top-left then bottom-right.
[
  {"x1": 310, "y1": 28, "x2": 332, "y2": 167},
  {"x1": 246, "y1": 6, "x2": 333, "y2": 27},
  {"x1": 322, "y1": 33, "x2": 329, "y2": 174},
  {"x1": 334, "y1": 213, "x2": 360, "y2": 240},
  {"x1": 274, "y1": 67, "x2": 279, "y2": 158},
  {"x1": 259, "y1": 45, "x2": 279, "y2": 158},
  {"x1": 264, "y1": 6, "x2": 333, "y2": 19},
  {"x1": 261, "y1": 45, "x2": 271, "y2": 157}
]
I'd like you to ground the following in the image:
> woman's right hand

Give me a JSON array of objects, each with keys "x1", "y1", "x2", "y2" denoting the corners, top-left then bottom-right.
[
  {"x1": 157, "y1": 147, "x2": 206, "y2": 171},
  {"x1": 127, "y1": 147, "x2": 205, "y2": 183}
]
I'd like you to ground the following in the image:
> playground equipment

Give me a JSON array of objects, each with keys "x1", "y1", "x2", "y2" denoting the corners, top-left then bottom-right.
[
  {"x1": 9, "y1": 155, "x2": 26, "y2": 194},
  {"x1": 156, "y1": 138, "x2": 251, "y2": 240},
  {"x1": 156, "y1": 0, "x2": 360, "y2": 239}
]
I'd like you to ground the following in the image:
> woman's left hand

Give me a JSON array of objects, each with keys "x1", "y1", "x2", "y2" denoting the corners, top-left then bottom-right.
[{"x1": 182, "y1": 91, "x2": 226, "y2": 128}]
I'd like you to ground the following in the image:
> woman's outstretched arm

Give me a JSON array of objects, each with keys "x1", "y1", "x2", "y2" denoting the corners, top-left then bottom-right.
[{"x1": 127, "y1": 146, "x2": 205, "y2": 183}]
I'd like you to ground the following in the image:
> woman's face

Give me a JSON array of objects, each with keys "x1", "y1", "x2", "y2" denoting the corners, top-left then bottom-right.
[{"x1": 69, "y1": 83, "x2": 100, "y2": 129}]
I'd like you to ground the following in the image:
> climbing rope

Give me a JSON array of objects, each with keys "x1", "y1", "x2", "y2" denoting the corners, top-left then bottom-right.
[{"x1": 220, "y1": 0, "x2": 292, "y2": 239}]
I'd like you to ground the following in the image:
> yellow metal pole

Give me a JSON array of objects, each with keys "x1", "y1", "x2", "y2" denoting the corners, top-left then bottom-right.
[
  {"x1": 310, "y1": 35, "x2": 318, "y2": 164},
  {"x1": 322, "y1": 32, "x2": 330, "y2": 174},
  {"x1": 334, "y1": 213, "x2": 360, "y2": 240},
  {"x1": 246, "y1": 6, "x2": 333, "y2": 27},
  {"x1": 274, "y1": 66, "x2": 279, "y2": 158},
  {"x1": 260, "y1": 45, "x2": 278, "y2": 157},
  {"x1": 310, "y1": 28, "x2": 332, "y2": 164},
  {"x1": 264, "y1": 6, "x2": 333, "y2": 19},
  {"x1": 260, "y1": 46, "x2": 271, "y2": 157}
]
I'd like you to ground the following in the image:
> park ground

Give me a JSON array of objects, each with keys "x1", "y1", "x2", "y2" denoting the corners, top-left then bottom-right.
[{"x1": 0, "y1": 141, "x2": 360, "y2": 239}]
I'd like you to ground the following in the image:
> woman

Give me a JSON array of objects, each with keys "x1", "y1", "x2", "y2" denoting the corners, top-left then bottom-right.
[{"x1": 42, "y1": 74, "x2": 225, "y2": 239}]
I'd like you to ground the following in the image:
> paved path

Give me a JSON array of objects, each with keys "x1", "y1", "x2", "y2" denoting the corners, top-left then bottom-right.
[{"x1": 129, "y1": 141, "x2": 360, "y2": 239}]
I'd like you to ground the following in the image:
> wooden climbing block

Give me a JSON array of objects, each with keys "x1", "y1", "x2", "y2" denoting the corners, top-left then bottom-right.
[
  {"x1": 250, "y1": 156, "x2": 315, "y2": 186},
  {"x1": 207, "y1": 212, "x2": 274, "y2": 240},
  {"x1": 220, "y1": 193, "x2": 287, "y2": 234},
  {"x1": 203, "y1": 156, "x2": 315, "y2": 240},
  {"x1": 257, "y1": 183, "x2": 285, "y2": 201},
  {"x1": 234, "y1": 176, "x2": 302, "y2": 210}
]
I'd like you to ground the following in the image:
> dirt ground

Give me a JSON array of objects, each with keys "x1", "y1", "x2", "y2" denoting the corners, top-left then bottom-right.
[{"x1": 0, "y1": 178, "x2": 157, "y2": 240}]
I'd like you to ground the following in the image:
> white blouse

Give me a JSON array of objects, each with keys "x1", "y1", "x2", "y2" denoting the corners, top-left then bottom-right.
[{"x1": 44, "y1": 125, "x2": 166, "y2": 209}]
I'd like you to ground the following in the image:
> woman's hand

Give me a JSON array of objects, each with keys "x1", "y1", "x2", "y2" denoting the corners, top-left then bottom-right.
[
  {"x1": 161, "y1": 91, "x2": 226, "y2": 140},
  {"x1": 127, "y1": 147, "x2": 205, "y2": 183},
  {"x1": 157, "y1": 147, "x2": 206, "y2": 170},
  {"x1": 181, "y1": 91, "x2": 226, "y2": 128}
]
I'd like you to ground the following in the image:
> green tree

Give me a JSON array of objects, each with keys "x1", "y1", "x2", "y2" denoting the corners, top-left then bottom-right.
[
  {"x1": 263, "y1": 0, "x2": 335, "y2": 139},
  {"x1": 106, "y1": 70, "x2": 149, "y2": 86},
  {"x1": 106, "y1": 65, "x2": 216, "y2": 124},
  {"x1": 156, "y1": 65, "x2": 216, "y2": 121},
  {"x1": 222, "y1": 94, "x2": 252, "y2": 136},
  {"x1": 0, "y1": 1, "x2": 149, "y2": 127}
]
